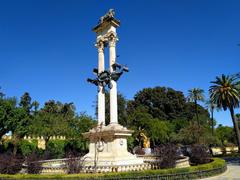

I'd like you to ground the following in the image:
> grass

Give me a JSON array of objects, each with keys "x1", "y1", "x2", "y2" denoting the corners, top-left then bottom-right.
[{"x1": 0, "y1": 158, "x2": 226, "y2": 179}]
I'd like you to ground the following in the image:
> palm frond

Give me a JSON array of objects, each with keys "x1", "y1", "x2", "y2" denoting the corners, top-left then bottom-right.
[{"x1": 209, "y1": 74, "x2": 240, "y2": 111}]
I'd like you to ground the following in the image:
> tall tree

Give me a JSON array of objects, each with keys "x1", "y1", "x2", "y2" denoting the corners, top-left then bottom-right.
[
  {"x1": 0, "y1": 87, "x2": 5, "y2": 98},
  {"x1": 129, "y1": 87, "x2": 186, "y2": 120},
  {"x1": 236, "y1": 114, "x2": 240, "y2": 129},
  {"x1": 31, "y1": 100, "x2": 39, "y2": 114},
  {"x1": 187, "y1": 88, "x2": 205, "y2": 128},
  {"x1": 19, "y1": 92, "x2": 32, "y2": 114},
  {"x1": 29, "y1": 100, "x2": 75, "y2": 144},
  {"x1": 205, "y1": 99, "x2": 219, "y2": 135},
  {"x1": 209, "y1": 74, "x2": 240, "y2": 151}
]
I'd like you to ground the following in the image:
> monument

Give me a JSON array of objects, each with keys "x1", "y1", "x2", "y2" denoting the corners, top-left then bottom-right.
[{"x1": 83, "y1": 9, "x2": 148, "y2": 172}]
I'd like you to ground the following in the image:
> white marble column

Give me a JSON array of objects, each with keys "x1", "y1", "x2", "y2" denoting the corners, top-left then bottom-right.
[
  {"x1": 96, "y1": 41, "x2": 105, "y2": 126},
  {"x1": 109, "y1": 36, "x2": 118, "y2": 124}
]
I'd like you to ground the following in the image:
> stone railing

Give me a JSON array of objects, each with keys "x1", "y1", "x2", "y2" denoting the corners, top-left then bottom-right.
[
  {"x1": 27, "y1": 155, "x2": 190, "y2": 174},
  {"x1": 82, "y1": 163, "x2": 152, "y2": 173},
  {"x1": 137, "y1": 154, "x2": 190, "y2": 168}
]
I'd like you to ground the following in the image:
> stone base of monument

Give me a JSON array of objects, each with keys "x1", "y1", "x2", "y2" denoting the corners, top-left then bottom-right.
[{"x1": 82, "y1": 123, "x2": 150, "y2": 172}]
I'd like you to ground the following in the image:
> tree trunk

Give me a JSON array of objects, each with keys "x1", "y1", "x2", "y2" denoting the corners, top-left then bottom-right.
[
  {"x1": 12, "y1": 134, "x2": 18, "y2": 156},
  {"x1": 195, "y1": 100, "x2": 200, "y2": 143},
  {"x1": 229, "y1": 107, "x2": 240, "y2": 152},
  {"x1": 195, "y1": 100, "x2": 200, "y2": 128},
  {"x1": 211, "y1": 109, "x2": 214, "y2": 136}
]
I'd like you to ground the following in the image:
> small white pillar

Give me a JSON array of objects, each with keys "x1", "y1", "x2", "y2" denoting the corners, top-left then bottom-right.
[
  {"x1": 96, "y1": 41, "x2": 105, "y2": 126},
  {"x1": 109, "y1": 36, "x2": 118, "y2": 124}
]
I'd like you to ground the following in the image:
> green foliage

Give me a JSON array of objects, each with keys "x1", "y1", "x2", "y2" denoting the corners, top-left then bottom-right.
[
  {"x1": 19, "y1": 92, "x2": 32, "y2": 114},
  {"x1": 10, "y1": 107, "x2": 31, "y2": 138},
  {"x1": 46, "y1": 140, "x2": 66, "y2": 159},
  {"x1": 129, "y1": 87, "x2": 187, "y2": 120},
  {"x1": 0, "y1": 97, "x2": 17, "y2": 140},
  {"x1": 69, "y1": 113, "x2": 96, "y2": 138},
  {"x1": 126, "y1": 86, "x2": 210, "y2": 145},
  {"x1": 175, "y1": 120, "x2": 214, "y2": 145},
  {"x1": 210, "y1": 74, "x2": 240, "y2": 111},
  {"x1": 65, "y1": 139, "x2": 88, "y2": 154},
  {"x1": 216, "y1": 125, "x2": 235, "y2": 146},
  {"x1": 127, "y1": 136, "x2": 135, "y2": 151},
  {"x1": 187, "y1": 88, "x2": 205, "y2": 133},
  {"x1": 18, "y1": 139, "x2": 37, "y2": 157},
  {"x1": 187, "y1": 88, "x2": 205, "y2": 103},
  {"x1": 148, "y1": 119, "x2": 171, "y2": 145},
  {"x1": 29, "y1": 100, "x2": 76, "y2": 143},
  {"x1": 3, "y1": 140, "x2": 14, "y2": 152}
]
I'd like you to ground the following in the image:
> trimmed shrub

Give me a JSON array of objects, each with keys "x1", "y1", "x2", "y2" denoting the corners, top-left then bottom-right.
[
  {"x1": 155, "y1": 143, "x2": 177, "y2": 168},
  {"x1": 46, "y1": 140, "x2": 66, "y2": 159},
  {"x1": 0, "y1": 153, "x2": 23, "y2": 174},
  {"x1": 65, "y1": 151, "x2": 84, "y2": 174},
  {"x1": 190, "y1": 144, "x2": 211, "y2": 165}
]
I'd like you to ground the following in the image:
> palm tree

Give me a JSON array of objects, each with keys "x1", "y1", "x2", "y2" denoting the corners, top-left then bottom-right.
[
  {"x1": 187, "y1": 88, "x2": 205, "y2": 128},
  {"x1": 209, "y1": 74, "x2": 240, "y2": 151},
  {"x1": 205, "y1": 99, "x2": 220, "y2": 136}
]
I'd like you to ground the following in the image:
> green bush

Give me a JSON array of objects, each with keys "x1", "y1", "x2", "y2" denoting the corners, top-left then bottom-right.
[
  {"x1": 64, "y1": 139, "x2": 88, "y2": 155},
  {"x1": 46, "y1": 140, "x2": 66, "y2": 159},
  {"x1": 3, "y1": 140, "x2": 14, "y2": 153},
  {"x1": 18, "y1": 140, "x2": 37, "y2": 157}
]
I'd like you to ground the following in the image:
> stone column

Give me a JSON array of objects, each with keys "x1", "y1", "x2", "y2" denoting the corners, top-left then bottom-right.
[
  {"x1": 109, "y1": 35, "x2": 118, "y2": 124},
  {"x1": 96, "y1": 41, "x2": 105, "y2": 126}
]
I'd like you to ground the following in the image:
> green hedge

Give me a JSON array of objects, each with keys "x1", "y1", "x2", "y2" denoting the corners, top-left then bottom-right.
[
  {"x1": 46, "y1": 140, "x2": 66, "y2": 159},
  {"x1": 0, "y1": 158, "x2": 226, "y2": 179}
]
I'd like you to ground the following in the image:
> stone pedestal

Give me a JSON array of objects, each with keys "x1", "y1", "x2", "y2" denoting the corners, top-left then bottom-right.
[{"x1": 82, "y1": 124, "x2": 144, "y2": 167}]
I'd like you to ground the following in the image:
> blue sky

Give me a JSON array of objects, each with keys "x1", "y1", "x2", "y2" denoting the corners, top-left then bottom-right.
[{"x1": 0, "y1": 0, "x2": 239, "y2": 126}]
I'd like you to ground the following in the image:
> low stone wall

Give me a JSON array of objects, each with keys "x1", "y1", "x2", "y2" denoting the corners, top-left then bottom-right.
[{"x1": 35, "y1": 155, "x2": 190, "y2": 174}]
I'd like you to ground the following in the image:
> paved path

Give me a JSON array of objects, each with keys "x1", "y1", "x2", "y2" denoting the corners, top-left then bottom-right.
[{"x1": 203, "y1": 157, "x2": 240, "y2": 180}]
